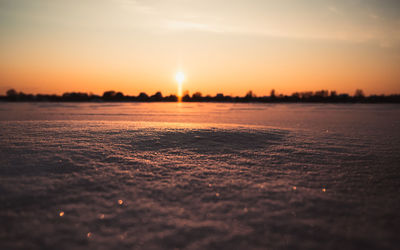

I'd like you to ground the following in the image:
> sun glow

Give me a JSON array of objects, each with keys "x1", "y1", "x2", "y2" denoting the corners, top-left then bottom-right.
[{"x1": 176, "y1": 72, "x2": 185, "y2": 101}]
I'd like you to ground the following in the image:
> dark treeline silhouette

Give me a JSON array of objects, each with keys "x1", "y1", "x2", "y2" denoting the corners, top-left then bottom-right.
[{"x1": 1, "y1": 88, "x2": 400, "y2": 103}]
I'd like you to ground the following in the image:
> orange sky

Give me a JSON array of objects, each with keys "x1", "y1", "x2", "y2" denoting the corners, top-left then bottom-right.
[{"x1": 1, "y1": 0, "x2": 400, "y2": 96}]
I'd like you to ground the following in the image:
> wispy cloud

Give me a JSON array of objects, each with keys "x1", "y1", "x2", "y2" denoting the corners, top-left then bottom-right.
[
  {"x1": 116, "y1": 0, "x2": 156, "y2": 15},
  {"x1": 164, "y1": 20, "x2": 223, "y2": 33},
  {"x1": 111, "y1": 0, "x2": 400, "y2": 48},
  {"x1": 328, "y1": 5, "x2": 341, "y2": 14}
]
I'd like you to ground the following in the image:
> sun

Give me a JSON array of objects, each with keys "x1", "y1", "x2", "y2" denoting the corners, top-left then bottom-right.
[
  {"x1": 175, "y1": 72, "x2": 185, "y2": 101},
  {"x1": 175, "y1": 72, "x2": 185, "y2": 83}
]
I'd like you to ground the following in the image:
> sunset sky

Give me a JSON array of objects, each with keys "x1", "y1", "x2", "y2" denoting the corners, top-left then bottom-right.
[{"x1": 1, "y1": 0, "x2": 399, "y2": 96}]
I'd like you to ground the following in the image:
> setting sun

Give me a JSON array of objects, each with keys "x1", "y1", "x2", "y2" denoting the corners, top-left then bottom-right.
[{"x1": 176, "y1": 72, "x2": 185, "y2": 84}]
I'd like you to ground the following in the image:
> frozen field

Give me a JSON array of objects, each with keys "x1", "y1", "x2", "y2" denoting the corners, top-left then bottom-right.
[{"x1": 0, "y1": 103, "x2": 400, "y2": 249}]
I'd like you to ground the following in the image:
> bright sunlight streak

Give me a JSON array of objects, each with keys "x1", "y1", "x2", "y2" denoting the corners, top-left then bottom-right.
[{"x1": 176, "y1": 72, "x2": 185, "y2": 101}]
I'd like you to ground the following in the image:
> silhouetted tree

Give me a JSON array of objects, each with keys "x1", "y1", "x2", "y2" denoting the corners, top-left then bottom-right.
[
  {"x1": 291, "y1": 92, "x2": 300, "y2": 101},
  {"x1": 354, "y1": 89, "x2": 365, "y2": 98},
  {"x1": 315, "y1": 90, "x2": 329, "y2": 98},
  {"x1": 192, "y1": 92, "x2": 202, "y2": 100},
  {"x1": 6, "y1": 89, "x2": 18, "y2": 101},
  {"x1": 337, "y1": 93, "x2": 350, "y2": 102},
  {"x1": 150, "y1": 92, "x2": 163, "y2": 101},
  {"x1": 6, "y1": 89, "x2": 17, "y2": 97},
  {"x1": 103, "y1": 91, "x2": 116, "y2": 100},
  {"x1": 2, "y1": 88, "x2": 399, "y2": 103},
  {"x1": 16, "y1": 92, "x2": 34, "y2": 101},
  {"x1": 246, "y1": 90, "x2": 255, "y2": 98},
  {"x1": 300, "y1": 92, "x2": 313, "y2": 100},
  {"x1": 182, "y1": 93, "x2": 191, "y2": 102},
  {"x1": 244, "y1": 91, "x2": 255, "y2": 101},
  {"x1": 270, "y1": 89, "x2": 276, "y2": 98},
  {"x1": 137, "y1": 92, "x2": 149, "y2": 101},
  {"x1": 115, "y1": 92, "x2": 124, "y2": 100},
  {"x1": 62, "y1": 92, "x2": 89, "y2": 101},
  {"x1": 215, "y1": 93, "x2": 224, "y2": 101},
  {"x1": 164, "y1": 94, "x2": 178, "y2": 102}
]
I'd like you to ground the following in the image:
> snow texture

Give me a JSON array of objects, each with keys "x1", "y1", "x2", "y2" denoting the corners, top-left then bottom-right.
[{"x1": 0, "y1": 103, "x2": 400, "y2": 249}]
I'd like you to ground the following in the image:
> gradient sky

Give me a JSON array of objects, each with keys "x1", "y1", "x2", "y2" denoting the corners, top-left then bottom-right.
[{"x1": 1, "y1": 0, "x2": 400, "y2": 96}]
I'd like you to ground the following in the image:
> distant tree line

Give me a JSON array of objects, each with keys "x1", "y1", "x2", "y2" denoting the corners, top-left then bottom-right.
[{"x1": 1, "y1": 88, "x2": 400, "y2": 103}]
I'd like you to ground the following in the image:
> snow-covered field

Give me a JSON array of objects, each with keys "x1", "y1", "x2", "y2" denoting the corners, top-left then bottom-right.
[{"x1": 0, "y1": 103, "x2": 399, "y2": 249}]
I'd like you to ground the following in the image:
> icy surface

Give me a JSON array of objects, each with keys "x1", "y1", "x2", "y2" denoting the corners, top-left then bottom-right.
[{"x1": 0, "y1": 103, "x2": 400, "y2": 249}]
